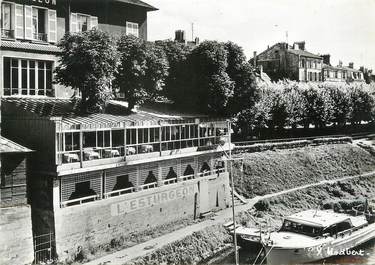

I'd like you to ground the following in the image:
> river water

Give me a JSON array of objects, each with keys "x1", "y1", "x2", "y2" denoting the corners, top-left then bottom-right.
[{"x1": 212, "y1": 239, "x2": 375, "y2": 265}]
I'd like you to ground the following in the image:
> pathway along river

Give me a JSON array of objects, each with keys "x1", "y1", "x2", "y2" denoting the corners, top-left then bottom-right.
[{"x1": 212, "y1": 239, "x2": 375, "y2": 265}]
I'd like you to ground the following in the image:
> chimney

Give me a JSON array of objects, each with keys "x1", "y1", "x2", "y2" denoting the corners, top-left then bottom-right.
[
  {"x1": 349, "y1": 62, "x2": 354, "y2": 69},
  {"x1": 322, "y1": 54, "x2": 331, "y2": 66},
  {"x1": 338, "y1": 60, "x2": 343, "y2": 67},
  {"x1": 175, "y1": 30, "x2": 186, "y2": 43},
  {"x1": 253, "y1": 51, "x2": 257, "y2": 67},
  {"x1": 194, "y1": 37, "x2": 200, "y2": 45},
  {"x1": 293, "y1": 41, "x2": 305, "y2": 50}
]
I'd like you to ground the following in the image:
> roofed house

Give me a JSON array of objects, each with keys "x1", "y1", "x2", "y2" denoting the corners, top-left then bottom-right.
[
  {"x1": 0, "y1": 136, "x2": 32, "y2": 206},
  {"x1": 0, "y1": 0, "x2": 157, "y2": 98},
  {"x1": 2, "y1": 97, "x2": 232, "y2": 261},
  {"x1": 322, "y1": 55, "x2": 365, "y2": 83},
  {"x1": 253, "y1": 41, "x2": 323, "y2": 82},
  {"x1": 0, "y1": 136, "x2": 34, "y2": 265}
]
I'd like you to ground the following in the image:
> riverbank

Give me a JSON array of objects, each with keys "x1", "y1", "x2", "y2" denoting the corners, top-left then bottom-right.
[
  {"x1": 82, "y1": 142, "x2": 375, "y2": 265},
  {"x1": 233, "y1": 143, "x2": 375, "y2": 197},
  {"x1": 124, "y1": 173, "x2": 375, "y2": 265}
]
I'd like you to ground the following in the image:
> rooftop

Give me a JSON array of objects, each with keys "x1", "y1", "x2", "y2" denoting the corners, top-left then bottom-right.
[
  {"x1": 322, "y1": 63, "x2": 362, "y2": 72},
  {"x1": 287, "y1": 48, "x2": 322, "y2": 59},
  {"x1": 2, "y1": 97, "x2": 221, "y2": 130},
  {"x1": 0, "y1": 136, "x2": 33, "y2": 154},
  {"x1": 113, "y1": 0, "x2": 158, "y2": 11},
  {"x1": 285, "y1": 210, "x2": 351, "y2": 228}
]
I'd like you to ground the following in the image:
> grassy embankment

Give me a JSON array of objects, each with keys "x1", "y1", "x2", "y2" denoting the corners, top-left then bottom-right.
[
  {"x1": 127, "y1": 143, "x2": 375, "y2": 265},
  {"x1": 233, "y1": 143, "x2": 375, "y2": 198}
]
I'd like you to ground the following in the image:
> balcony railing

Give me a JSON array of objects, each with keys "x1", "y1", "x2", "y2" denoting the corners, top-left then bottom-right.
[
  {"x1": 33, "y1": 32, "x2": 48, "y2": 42},
  {"x1": 1, "y1": 29, "x2": 14, "y2": 39}
]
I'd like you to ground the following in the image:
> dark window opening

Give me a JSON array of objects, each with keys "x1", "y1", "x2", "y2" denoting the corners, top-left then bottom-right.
[
  {"x1": 144, "y1": 171, "x2": 157, "y2": 184},
  {"x1": 166, "y1": 167, "x2": 177, "y2": 180},
  {"x1": 68, "y1": 181, "x2": 97, "y2": 203},
  {"x1": 183, "y1": 164, "x2": 194, "y2": 176},
  {"x1": 200, "y1": 162, "x2": 211, "y2": 175},
  {"x1": 113, "y1": 175, "x2": 134, "y2": 192}
]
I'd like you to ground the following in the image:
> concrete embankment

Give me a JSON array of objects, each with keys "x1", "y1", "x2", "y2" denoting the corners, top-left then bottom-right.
[{"x1": 125, "y1": 143, "x2": 375, "y2": 265}]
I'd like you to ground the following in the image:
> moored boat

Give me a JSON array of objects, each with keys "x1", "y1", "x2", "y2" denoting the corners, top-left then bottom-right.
[{"x1": 262, "y1": 209, "x2": 375, "y2": 264}]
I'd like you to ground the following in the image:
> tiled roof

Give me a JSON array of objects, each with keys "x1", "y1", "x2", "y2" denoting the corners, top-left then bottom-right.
[
  {"x1": 1, "y1": 40, "x2": 60, "y2": 54},
  {"x1": 0, "y1": 136, "x2": 33, "y2": 154},
  {"x1": 322, "y1": 63, "x2": 362, "y2": 72},
  {"x1": 2, "y1": 97, "x2": 212, "y2": 130},
  {"x1": 287, "y1": 48, "x2": 322, "y2": 59},
  {"x1": 113, "y1": 0, "x2": 158, "y2": 10}
]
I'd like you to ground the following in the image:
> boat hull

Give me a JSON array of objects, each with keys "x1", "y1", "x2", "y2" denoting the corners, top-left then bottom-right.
[{"x1": 265, "y1": 223, "x2": 375, "y2": 265}]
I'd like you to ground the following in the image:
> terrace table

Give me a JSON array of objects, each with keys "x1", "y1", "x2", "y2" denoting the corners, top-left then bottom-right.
[
  {"x1": 63, "y1": 153, "x2": 80, "y2": 163},
  {"x1": 104, "y1": 149, "x2": 120, "y2": 158},
  {"x1": 125, "y1": 146, "x2": 136, "y2": 155},
  {"x1": 141, "y1": 144, "x2": 154, "y2": 153},
  {"x1": 84, "y1": 149, "x2": 101, "y2": 160}
]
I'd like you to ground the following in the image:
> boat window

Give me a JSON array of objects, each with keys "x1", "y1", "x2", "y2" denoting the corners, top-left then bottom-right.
[
  {"x1": 280, "y1": 220, "x2": 323, "y2": 237},
  {"x1": 323, "y1": 220, "x2": 352, "y2": 236}
]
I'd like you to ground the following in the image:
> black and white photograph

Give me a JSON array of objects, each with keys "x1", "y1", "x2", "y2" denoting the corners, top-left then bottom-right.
[{"x1": 0, "y1": 0, "x2": 375, "y2": 264}]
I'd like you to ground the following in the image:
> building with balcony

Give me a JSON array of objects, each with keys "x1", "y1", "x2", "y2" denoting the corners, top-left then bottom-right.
[
  {"x1": 0, "y1": 0, "x2": 157, "y2": 98},
  {"x1": 2, "y1": 97, "x2": 232, "y2": 261},
  {"x1": 322, "y1": 55, "x2": 365, "y2": 83},
  {"x1": 253, "y1": 41, "x2": 323, "y2": 82}
]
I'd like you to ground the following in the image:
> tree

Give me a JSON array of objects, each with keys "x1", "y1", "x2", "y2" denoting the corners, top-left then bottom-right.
[
  {"x1": 55, "y1": 30, "x2": 119, "y2": 113},
  {"x1": 155, "y1": 41, "x2": 192, "y2": 102},
  {"x1": 283, "y1": 82, "x2": 307, "y2": 129},
  {"x1": 184, "y1": 41, "x2": 234, "y2": 114},
  {"x1": 302, "y1": 86, "x2": 335, "y2": 129},
  {"x1": 224, "y1": 42, "x2": 258, "y2": 114},
  {"x1": 349, "y1": 86, "x2": 375, "y2": 124},
  {"x1": 114, "y1": 35, "x2": 169, "y2": 109},
  {"x1": 326, "y1": 85, "x2": 351, "y2": 126},
  {"x1": 233, "y1": 88, "x2": 272, "y2": 139}
]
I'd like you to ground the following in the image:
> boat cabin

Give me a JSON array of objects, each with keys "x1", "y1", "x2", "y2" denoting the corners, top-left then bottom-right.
[{"x1": 280, "y1": 210, "x2": 359, "y2": 238}]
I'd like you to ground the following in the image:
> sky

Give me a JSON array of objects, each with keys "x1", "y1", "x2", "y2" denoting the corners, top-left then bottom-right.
[{"x1": 146, "y1": 0, "x2": 375, "y2": 70}]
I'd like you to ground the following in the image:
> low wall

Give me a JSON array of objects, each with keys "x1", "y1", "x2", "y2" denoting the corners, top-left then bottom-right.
[
  {"x1": 54, "y1": 173, "x2": 230, "y2": 262},
  {"x1": 0, "y1": 205, "x2": 34, "y2": 265}
]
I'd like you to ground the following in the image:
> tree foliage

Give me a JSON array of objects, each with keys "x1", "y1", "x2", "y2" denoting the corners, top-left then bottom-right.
[
  {"x1": 55, "y1": 30, "x2": 119, "y2": 113},
  {"x1": 224, "y1": 42, "x2": 258, "y2": 114},
  {"x1": 114, "y1": 35, "x2": 169, "y2": 109}
]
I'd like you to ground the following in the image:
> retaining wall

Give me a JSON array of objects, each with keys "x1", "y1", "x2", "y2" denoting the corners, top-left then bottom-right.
[
  {"x1": 0, "y1": 205, "x2": 34, "y2": 265},
  {"x1": 54, "y1": 173, "x2": 230, "y2": 261}
]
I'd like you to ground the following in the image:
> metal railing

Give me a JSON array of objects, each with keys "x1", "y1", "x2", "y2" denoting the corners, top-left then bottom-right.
[
  {"x1": 179, "y1": 174, "x2": 194, "y2": 181},
  {"x1": 34, "y1": 232, "x2": 55, "y2": 264},
  {"x1": 104, "y1": 187, "x2": 135, "y2": 198},
  {"x1": 33, "y1": 32, "x2": 48, "y2": 42},
  {"x1": 163, "y1": 178, "x2": 177, "y2": 185},
  {"x1": 1, "y1": 29, "x2": 14, "y2": 39},
  {"x1": 139, "y1": 182, "x2": 158, "y2": 190},
  {"x1": 60, "y1": 194, "x2": 100, "y2": 208}
]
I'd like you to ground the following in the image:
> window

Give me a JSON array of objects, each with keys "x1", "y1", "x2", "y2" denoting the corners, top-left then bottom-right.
[
  {"x1": 335, "y1": 71, "x2": 338, "y2": 78},
  {"x1": 126, "y1": 22, "x2": 139, "y2": 37},
  {"x1": 32, "y1": 7, "x2": 47, "y2": 41},
  {"x1": 1, "y1": 2, "x2": 12, "y2": 38},
  {"x1": 71, "y1": 13, "x2": 98, "y2": 33},
  {"x1": 3, "y1": 57, "x2": 53, "y2": 96},
  {"x1": 77, "y1": 14, "x2": 89, "y2": 32},
  {"x1": 301, "y1": 59, "x2": 305, "y2": 68}
]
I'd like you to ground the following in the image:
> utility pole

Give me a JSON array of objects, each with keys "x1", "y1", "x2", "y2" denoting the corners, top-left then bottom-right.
[
  {"x1": 228, "y1": 121, "x2": 239, "y2": 265},
  {"x1": 191, "y1": 22, "x2": 194, "y2": 42}
]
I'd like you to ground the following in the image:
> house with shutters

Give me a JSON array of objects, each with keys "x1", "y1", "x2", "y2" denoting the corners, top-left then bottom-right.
[
  {"x1": 0, "y1": 0, "x2": 157, "y2": 98},
  {"x1": 0, "y1": 1, "x2": 234, "y2": 264}
]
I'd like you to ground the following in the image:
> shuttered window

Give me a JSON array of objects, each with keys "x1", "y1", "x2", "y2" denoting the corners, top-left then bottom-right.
[
  {"x1": 48, "y1": 9, "x2": 57, "y2": 43},
  {"x1": 24, "y1": 6, "x2": 32, "y2": 40},
  {"x1": 14, "y1": 4, "x2": 24, "y2": 39}
]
